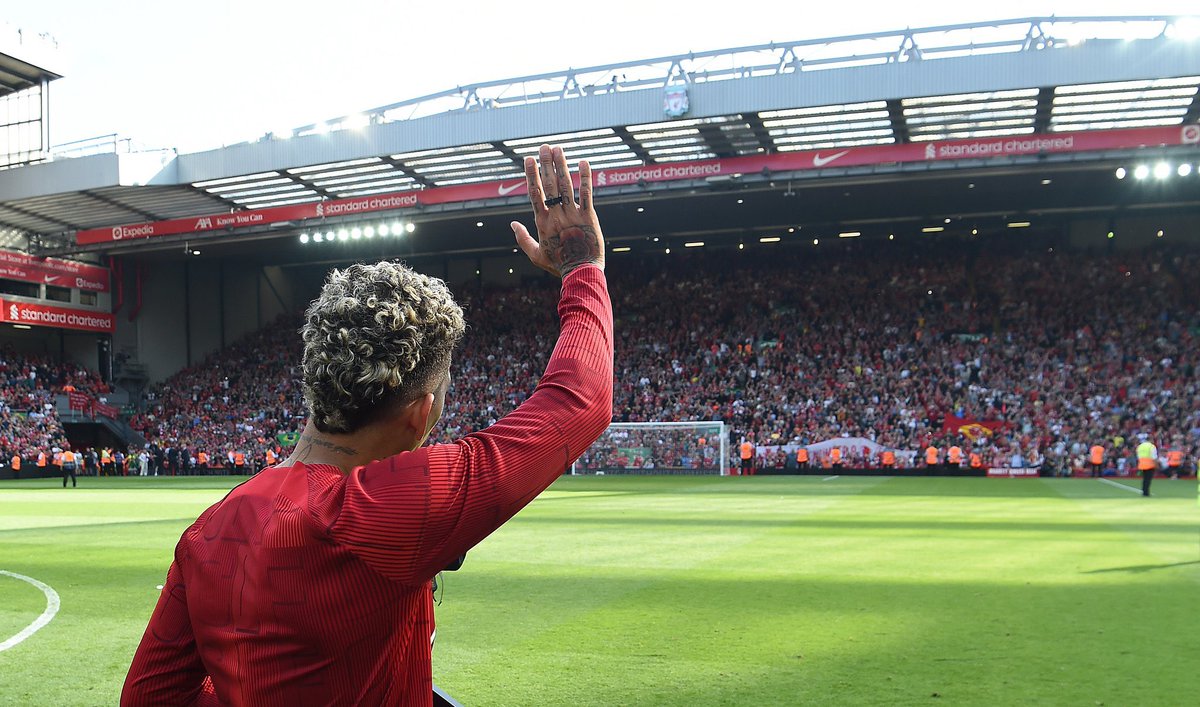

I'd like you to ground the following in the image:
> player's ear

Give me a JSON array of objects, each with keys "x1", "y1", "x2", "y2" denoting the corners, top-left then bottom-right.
[{"x1": 403, "y1": 393, "x2": 435, "y2": 436}]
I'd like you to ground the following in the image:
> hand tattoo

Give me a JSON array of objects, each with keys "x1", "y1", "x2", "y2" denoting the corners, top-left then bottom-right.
[{"x1": 552, "y1": 225, "x2": 603, "y2": 278}]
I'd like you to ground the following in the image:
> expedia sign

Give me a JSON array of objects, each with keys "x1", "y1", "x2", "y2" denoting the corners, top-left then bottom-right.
[{"x1": 111, "y1": 224, "x2": 157, "y2": 240}]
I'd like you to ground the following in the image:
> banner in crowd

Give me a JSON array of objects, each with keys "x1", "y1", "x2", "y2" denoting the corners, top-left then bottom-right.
[
  {"x1": 0, "y1": 250, "x2": 110, "y2": 292},
  {"x1": 67, "y1": 391, "x2": 90, "y2": 412},
  {"x1": 64, "y1": 391, "x2": 117, "y2": 419},
  {"x1": 76, "y1": 124, "x2": 1199, "y2": 245},
  {"x1": 942, "y1": 415, "x2": 1009, "y2": 442},
  {"x1": 0, "y1": 298, "x2": 115, "y2": 333}
]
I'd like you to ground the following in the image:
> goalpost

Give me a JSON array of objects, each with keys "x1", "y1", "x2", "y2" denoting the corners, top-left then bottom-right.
[{"x1": 571, "y1": 421, "x2": 729, "y2": 476}]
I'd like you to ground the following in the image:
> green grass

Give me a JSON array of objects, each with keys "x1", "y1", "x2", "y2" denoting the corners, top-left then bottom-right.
[{"x1": 1, "y1": 475, "x2": 1197, "y2": 705}]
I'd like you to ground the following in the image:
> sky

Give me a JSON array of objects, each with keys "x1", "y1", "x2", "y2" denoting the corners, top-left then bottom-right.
[{"x1": 4, "y1": 1, "x2": 1198, "y2": 154}]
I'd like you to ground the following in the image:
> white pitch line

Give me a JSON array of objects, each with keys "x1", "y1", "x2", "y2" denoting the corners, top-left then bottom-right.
[
  {"x1": 0, "y1": 570, "x2": 61, "y2": 652},
  {"x1": 822, "y1": 475, "x2": 840, "y2": 482},
  {"x1": 1098, "y1": 478, "x2": 1141, "y2": 494}
]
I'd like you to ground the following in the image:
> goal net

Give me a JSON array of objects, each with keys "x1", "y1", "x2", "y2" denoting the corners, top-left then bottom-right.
[{"x1": 571, "y1": 421, "x2": 729, "y2": 476}]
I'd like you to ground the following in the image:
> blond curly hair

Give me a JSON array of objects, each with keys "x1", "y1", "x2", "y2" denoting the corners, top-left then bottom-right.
[{"x1": 300, "y1": 261, "x2": 465, "y2": 434}]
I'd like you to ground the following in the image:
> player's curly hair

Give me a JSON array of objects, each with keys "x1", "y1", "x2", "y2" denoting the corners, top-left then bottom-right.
[{"x1": 300, "y1": 261, "x2": 465, "y2": 434}]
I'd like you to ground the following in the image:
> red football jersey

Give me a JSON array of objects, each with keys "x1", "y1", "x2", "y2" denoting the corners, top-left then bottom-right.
[{"x1": 122, "y1": 266, "x2": 613, "y2": 706}]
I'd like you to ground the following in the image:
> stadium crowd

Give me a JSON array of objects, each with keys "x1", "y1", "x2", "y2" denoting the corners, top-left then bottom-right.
[
  {"x1": 0, "y1": 350, "x2": 112, "y2": 462},
  {"x1": 432, "y1": 241, "x2": 1200, "y2": 475},
  {"x1": 5, "y1": 241, "x2": 1198, "y2": 477},
  {"x1": 127, "y1": 320, "x2": 303, "y2": 473}
]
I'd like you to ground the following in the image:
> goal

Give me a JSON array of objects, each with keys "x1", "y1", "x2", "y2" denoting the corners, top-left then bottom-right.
[{"x1": 571, "y1": 421, "x2": 729, "y2": 476}]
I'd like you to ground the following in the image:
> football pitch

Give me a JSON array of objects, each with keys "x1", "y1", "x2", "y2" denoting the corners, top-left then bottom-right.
[{"x1": 1, "y1": 475, "x2": 1196, "y2": 706}]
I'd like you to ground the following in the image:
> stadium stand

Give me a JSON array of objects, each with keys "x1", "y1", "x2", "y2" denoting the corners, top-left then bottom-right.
[
  {"x1": 2, "y1": 17, "x2": 1197, "y2": 484},
  {"x1": 118, "y1": 239, "x2": 1199, "y2": 476},
  {"x1": 0, "y1": 350, "x2": 109, "y2": 461},
  {"x1": 128, "y1": 317, "x2": 304, "y2": 473}
]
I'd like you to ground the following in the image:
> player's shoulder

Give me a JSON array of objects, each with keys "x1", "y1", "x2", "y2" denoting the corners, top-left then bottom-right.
[{"x1": 183, "y1": 469, "x2": 286, "y2": 540}]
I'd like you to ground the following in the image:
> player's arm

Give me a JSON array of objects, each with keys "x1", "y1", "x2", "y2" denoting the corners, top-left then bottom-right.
[
  {"x1": 334, "y1": 145, "x2": 613, "y2": 584},
  {"x1": 121, "y1": 550, "x2": 208, "y2": 706}
]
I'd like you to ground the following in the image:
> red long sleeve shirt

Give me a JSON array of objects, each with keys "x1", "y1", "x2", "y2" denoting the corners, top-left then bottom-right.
[{"x1": 122, "y1": 265, "x2": 613, "y2": 706}]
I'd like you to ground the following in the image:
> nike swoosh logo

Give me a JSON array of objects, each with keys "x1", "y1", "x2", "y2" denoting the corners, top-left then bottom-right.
[
  {"x1": 812, "y1": 150, "x2": 850, "y2": 167},
  {"x1": 44, "y1": 275, "x2": 60, "y2": 283},
  {"x1": 497, "y1": 181, "x2": 524, "y2": 196}
]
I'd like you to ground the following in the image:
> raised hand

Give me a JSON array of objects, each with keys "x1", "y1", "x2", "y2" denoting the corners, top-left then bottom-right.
[{"x1": 512, "y1": 144, "x2": 605, "y2": 278}]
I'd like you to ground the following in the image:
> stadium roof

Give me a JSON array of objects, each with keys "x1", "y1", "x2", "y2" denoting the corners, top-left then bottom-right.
[
  {"x1": 0, "y1": 25, "x2": 61, "y2": 95},
  {"x1": 2, "y1": 16, "x2": 1199, "y2": 259}
]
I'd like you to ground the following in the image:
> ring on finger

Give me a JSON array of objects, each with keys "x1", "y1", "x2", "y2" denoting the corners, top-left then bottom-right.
[{"x1": 544, "y1": 196, "x2": 564, "y2": 207}]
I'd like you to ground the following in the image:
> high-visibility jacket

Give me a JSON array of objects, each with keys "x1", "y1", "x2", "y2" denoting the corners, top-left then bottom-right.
[
  {"x1": 234, "y1": 452, "x2": 246, "y2": 466},
  {"x1": 197, "y1": 452, "x2": 209, "y2": 465},
  {"x1": 1089, "y1": 445, "x2": 1104, "y2": 465},
  {"x1": 101, "y1": 450, "x2": 111, "y2": 463},
  {"x1": 1167, "y1": 450, "x2": 1183, "y2": 468},
  {"x1": 1135, "y1": 442, "x2": 1157, "y2": 471},
  {"x1": 925, "y1": 446, "x2": 939, "y2": 465},
  {"x1": 796, "y1": 448, "x2": 809, "y2": 464},
  {"x1": 739, "y1": 442, "x2": 753, "y2": 460},
  {"x1": 881, "y1": 450, "x2": 896, "y2": 467},
  {"x1": 947, "y1": 446, "x2": 963, "y2": 464},
  {"x1": 37, "y1": 452, "x2": 46, "y2": 467},
  {"x1": 697, "y1": 437, "x2": 706, "y2": 447},
  {"x1": 53, "y1": 452, "x2": 62, "y2": 467},
  {"x1": 830, "y1": 448, "x2": 843, "y2": 465},
  {"x1": 265, "y1": 449, "x2": 277, "y2": 465},
  {"x1": 969, "y1": 453, "x2": 983, "y2": 469},
  {"x1": 62, "y1": 451, "x2": 76, "y2": 465},
  {"x1": 11, "y1": 455, "x2": 19, "y2": 470}
]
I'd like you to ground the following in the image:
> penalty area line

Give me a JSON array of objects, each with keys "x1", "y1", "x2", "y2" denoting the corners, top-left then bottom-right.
[
  {"x1": 1098, "y1": 478, "x2": 1141, "y2": 494},
  {"x1": 0, "y1": 570, "x2": 61, "y2": 652},
  {"x1": 822, "y1": 475, "x2": 840, "y2": 482}
]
